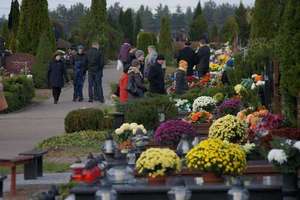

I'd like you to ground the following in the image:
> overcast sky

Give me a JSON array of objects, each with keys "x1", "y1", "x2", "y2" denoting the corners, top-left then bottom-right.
[{"x1": 0, "y1": 0, "x2": 254, "y2": 17}]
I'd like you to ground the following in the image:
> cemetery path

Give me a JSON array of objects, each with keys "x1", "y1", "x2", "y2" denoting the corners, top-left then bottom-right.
[{"x1": 0, "y1": 63, "x2": 121, "y2": 158}]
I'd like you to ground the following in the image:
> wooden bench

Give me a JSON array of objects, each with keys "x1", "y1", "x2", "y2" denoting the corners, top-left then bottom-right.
[
  {"x1": 0, "y1": 156, "x2": 34, "y2": 196},
  {"x1": 0, "y1": 175, "x2": 6, "y2": 198},
  {"x1": 19, "y1": 149, "x2": 48, "y2": 180}
]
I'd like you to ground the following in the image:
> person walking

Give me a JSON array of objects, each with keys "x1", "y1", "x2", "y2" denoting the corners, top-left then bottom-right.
[
  {"x1": 48, "y1": 51, "x2": 69, "y2": 104},
  {"x1": 175, "y1": 60, "x2": 189, "y2": 95},
  {"x1": 194, "y1": 39, "x2": 210, "y2": 78},
  {"x1": 73, "y1": 45, "x2": 88, "y2": 102},
  {"x1": 144, "y1": 45, "x2": 158, "y2": 78},
  {"x1": 0, "y1": 77, "x2": 8, "y2": 111},
  {"x1": 176, "y1": 41, "x2": 195, "y2": 76},
  {"x1": 87, "y1": 42, "x2": 104, "y2": 103},
  {"x1": 148, "y1": 55, "x2": 166, "y2": 95},
  {"x1": 127, "y1": 59, "x2": 146, "y2": 99}
]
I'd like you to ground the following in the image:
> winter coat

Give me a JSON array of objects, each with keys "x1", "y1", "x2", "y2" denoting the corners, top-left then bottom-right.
[
  {"x1": 118, "y1": 43, "x2": 131, "y2": 63},
  {"x1": 127, "y1": 67, "x2": 146, "y2": 99},
  {"x1": 175, "y1": 69, "x2": 188, "y2": 95},
  {"x1": 0, "y1": 82, "x2": 8, "y2": 111},
  {"x1": 177, "y1": 47, "x2": 195, "y2": 76},
  {"x1": 195, "y1": 46, "x2": 210, "y2": 74},
  {"x1": 119, "y1": 73, "x2": 129, "y2": 103},
  {"x1": 148, "y1": 62, "x2": 165, "y2": 94},
  {"x1": 73, "y1": 53, "x2": 88, "y2": 74},
  {"x1": 87, "y1": 47, "x2": 104, "y2": 76},
  {"x1": 144, "y1": 51, "x2": 158, "y2": 77},
  {"x1": 48, "y1": 59, "x2": 69, "y2": 88}
]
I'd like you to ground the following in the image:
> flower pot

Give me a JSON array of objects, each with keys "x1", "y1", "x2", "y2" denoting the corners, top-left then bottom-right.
[
  {"x1": 282, "y1": 173, "x2": 298, "y2": 200},
  {"x1": 202, "y1": 172, "x2": 224, "y2": 183},
  {"x1": 193, "y1": 123, "x2": 211, "y2": 135},
  {"x1": 148, "y1": 176, "x2": 167, "y2": 185}
]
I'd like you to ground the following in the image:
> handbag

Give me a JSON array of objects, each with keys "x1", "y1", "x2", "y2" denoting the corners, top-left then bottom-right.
[{"x1": 117, "y1": 60, "x2": 124, "y2": 71}]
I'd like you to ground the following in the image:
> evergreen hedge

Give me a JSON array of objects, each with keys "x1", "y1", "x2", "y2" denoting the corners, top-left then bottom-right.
[
  {"x1": 64, "y1": 108, "x2": 105, "y2": 133},
  {"x1": 2, "y1": 75, "x2": 35, "y2": 112},
  {"x1": 137, "y1": 32, "x2": 157, "y2": 54}
]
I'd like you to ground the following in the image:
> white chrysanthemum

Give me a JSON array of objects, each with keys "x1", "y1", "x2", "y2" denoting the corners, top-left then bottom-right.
[
  {"x1": 251, "y1": 83, "x2": 256, "y2": 90},
  {"x1": 27, "y1": 74, "x2": 33, "y2": 79},
  {"x1": 242, "y1": 142, "x2": 256, "y2": 154},
  {"x1": 267, "y1": 149, "x2": 287, "y2": 164},
  {"x1": 115, "y1": 128, "x2": 123, "y2": 135},
  {"x1": 130, "y1": 123, "x2": 138, "y2": 129},
  {"x1": 121, "y1": 123, "x2": 131, "y2": 130},
  {"x1": 293, "y1": 141, "x2": 300, "y2": 151},
  {"x1": 256, "y1": 80, "x2": 265, "y2": 86},
  {"x1": 251, "y1": 74, "x2": 257, "y2": 79},
  {"x1": 192, "y1": 96, "x2": 216, "y2": 112}
]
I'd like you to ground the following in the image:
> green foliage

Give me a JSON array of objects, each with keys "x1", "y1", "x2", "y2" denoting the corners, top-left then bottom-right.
[
  {"x1": 89, "y1": 0, "x2": 108, "y2": 46},
  {"x1": 32, "y1": 31, "x2": 54, "y2": 88},
  {"x1": 2, "y1": 75, "x2": 35, "y2": 112},
  {"x1": 137, "y1": 32, "x2": 157, "y2": 54},
  {"x1": 134, "y1": 13, "x2": 142, "y2": 45},
  {"x1": 8, "y1": 0, "x2": 20, "y2": 35},
  {"x1": 37, "y1": 130, "x2": 108, "y2": 150},
  {"x1": 209, "y1": 24, "x2": 219, "y2": 43},
  {"x1": 189, "y1": 13, "x2": 207, "y2": 41},
  {"x1": 64, "y1": 108, "x2": 105, "y2": 133},
  {"x1": 158, "y1": 16, "x2": 173, "y2": 64},
  {"x1": 221, "y1": 16, "x2": 239, "y2": 43},
  {"x1": 106, "y1": 25, "x2": 123, "y2": 59},
  {"x1": 277, "y1": 0, "x2": 300, "y2": 126},
  {"x1": 17, "y1": 0, "x2": 55, "y2": 54},
  {"x1": 193, "y1": 1, "x2": 202, "y2": 20},
  {"x1": 121, "y1": 9, "x2": 134, "y2": 44},
  {"x1": 235, "y1": 2, "x2": 250, "y2": 46},
  {"x1": 116, "y1": 96, "x2": 178, "y2": 130},
  {"x1": 0, "y1": 21, "x2": 9, "y2": 46}
]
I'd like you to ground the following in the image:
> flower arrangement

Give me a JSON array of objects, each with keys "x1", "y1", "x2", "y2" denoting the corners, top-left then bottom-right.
[
  {"x1": 192, "y1": 96, "x2": 216, "y2": 112},
  {"x1": 136, "y1": 148, "x2": 181, "y2": 178},
  {"x1": 209, "y1": 63, "x2": 222, "y2": 72},
  {"x1": 213, "y1": 92, "x2": 225, "y2": 104},
  {"x1": 186, "y1": 138, "x2": 247, "y2": 176},
  {"x1": 173, "y1": 99, "x2": 191, "y2": 113},
  {"x1": 234, "y1": 84, "x2": 247, "y2": 96},
  {"x1": 217, "y1": 98, "x2": 241, "y2": 117},
  {"x1": 250, "y1": 74, "x2": 265, "y2": 90},
  {"x1": 209, "y1": 115, "x2": 247, "y2": 143},
  {"x1": 115, "y1": 123, "x2": 147, "y2": 143},
  {"x1": 199, "y1": 73, "x2": 211, "y2": 86},
  {"x1": 154, "y1": 120, "x2": 197, "y2": 146},
  {"x1": 187, "y1": 111, "x2": 212, "y2": 125},
  {"x1": 267, "y1": 138, "x2": 300, "y2": 173}
]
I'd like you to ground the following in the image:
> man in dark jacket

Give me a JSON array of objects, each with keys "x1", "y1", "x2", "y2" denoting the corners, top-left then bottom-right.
[
  {"x1": 148, "y1": 55, "x2": 166, "y2": 94},
  {"x1": 195, "y1": 39, "x2": 210, "y2": 78},
  {"x1": 87, "y1": 42, "x2": 104, "y2": 103},
  {"x1": 176, "y1": 41, "x2": 195, "y2": 76},
  {"x1": 73, "y1": 45, "x2": 88, "y2": 102}
]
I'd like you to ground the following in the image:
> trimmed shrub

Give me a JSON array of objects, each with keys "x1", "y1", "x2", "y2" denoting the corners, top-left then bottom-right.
[
  {"x1": 64, "y1": 108, "x2": 104, "y2": 133},
  {"x1": 2, "y1": 75, "x2": 35, "y2": 112},
  {"x1": 116, "y1": 95, "x2": 178, "y2": 130},
  {"x1": 137, "y1": 32, "x2": 157, "y2": 54},
  {"x1": 37, "y1": 130, "x2": 108, "y2": 150}
]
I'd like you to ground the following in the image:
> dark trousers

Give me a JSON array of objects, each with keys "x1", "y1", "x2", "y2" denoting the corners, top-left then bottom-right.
[
  {"x1": 73, "y1": 73, "x2": 84, "y2": 99},
  {"x1": 52, "y1": 87, "x2": 61, "y2": 103},
  {"x1": 88, "y1": 72, "x2": 104, "y2": 102}
]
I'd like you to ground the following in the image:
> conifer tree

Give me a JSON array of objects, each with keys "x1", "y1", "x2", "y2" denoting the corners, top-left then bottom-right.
[
  {"x1": 210, "y1": 24, "x2": 219, "y2": 43},
  {"x1": 189, "y1": 14, "x2": 207, "y2": 41},
  {"x1": 32, "y1": 31, "x2": 53, "y2": 88},
  {"x1": 134, "y1": 13, "x2": 142, "y2": 45},
  {"x1": 122, "y1": 9, "x2": 134, "y2": 44},
  {"x1": 158, "y1": 16, "x2": 173, "y2": 64},
  {"x1": 278, "y1": 0, "x2": 300, "y2": 126},
  {"x1": 8, "y1": 0, "x2": 20, "y2": 34},
  {"x1": 221, "y1": 16, "x2": 239, "y2": 43},
  {"x1": 235, "y1": 2, "x2": 249, "y2": 46},
  {"x1": 193, "y1": 1, "x2": 202, "y2": 20},
  {"x1": 0, "y1": 21, "x2": 9, "y2": 45},
  {"x1": 17, "y1": 0, "x2": 55, "y2": 54}
]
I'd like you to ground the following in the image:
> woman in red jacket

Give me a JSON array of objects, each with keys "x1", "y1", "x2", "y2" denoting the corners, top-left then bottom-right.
[{"x1": 119, "y1": 66, "x2": 129, "y2": 103}]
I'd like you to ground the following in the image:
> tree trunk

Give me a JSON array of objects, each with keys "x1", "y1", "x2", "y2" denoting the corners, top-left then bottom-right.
[{"x1": 272, "y1": 59, "x2": 281, "y2": 114}]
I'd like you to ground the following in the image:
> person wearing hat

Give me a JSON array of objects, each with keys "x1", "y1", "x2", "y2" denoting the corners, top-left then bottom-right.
[
  {"x1": 148, "y1": 54, "x2": 166, "y2": 94},
  {"x1": 127, "y1": 59, "x2": 146, "y2": 99},
  {"x1": 175, "y1": 60, "x2": 189, "y2": 95},
  {"x1": 72, "y1": 45, "x2": 88, "y2": 102},
  {"x1": 48, "y1": 50, "x2": 69, "y2": 104},
  {"x1": 176, "y1": 41, "x2": 195, "y2": 76}
]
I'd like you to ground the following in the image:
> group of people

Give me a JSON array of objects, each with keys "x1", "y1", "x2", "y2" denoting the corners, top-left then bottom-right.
[
  {"x1": 115, "y1": 42, "x2": 167, "y2": 103},
  {"x1": 47, "y1": 42, "x2": 105, "y2": 104},
  {"x1": 114, "y1": 38, "x2": 211, "y2": 103}
]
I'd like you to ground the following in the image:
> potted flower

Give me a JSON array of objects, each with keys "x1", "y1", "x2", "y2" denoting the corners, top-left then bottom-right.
[
  {"x1": 154, "y1": 120, "x2": 197, "y2": 147},
  {"x1": 267, "y1": 138, "x2": 300, "y2": 199},
  {"x1": 115, "y1": 123, "x2": 147, "y2": 153},
  {"x1": 217, "y1": 98, "x2": 242, "y2": 117},
  {"x1": 187, "y1": 111, "x2": 213, "y2": 135},
  {"x1": 192, "y1": 96, "x2": 216, "y2": 112},
  {"x1": 186, "y1": 138, "x2": 247, "y2": 183},
  {"x1": 136, "y1": 148, "x2": 181, "y2": 185},
  {"x1": 173, "y1": 98, "x2": 191, "y2": 117},
  {"x1": 209, "y1": 115, "x2": 247, "y2": 143}
]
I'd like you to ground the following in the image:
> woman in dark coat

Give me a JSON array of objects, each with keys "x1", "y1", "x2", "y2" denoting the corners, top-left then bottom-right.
[
  {"x1": 127, "y1": 59, "x2": 146, "y2": 99},
  {"x1": 175, "y1": 60, "x2": 189, "y2": 95},
  {"x1": 48, "y1": 51, "x2": 69, "y2": 104},
  {"x1": 148, "y1": 55, "x2": 166, "y2": 94}
]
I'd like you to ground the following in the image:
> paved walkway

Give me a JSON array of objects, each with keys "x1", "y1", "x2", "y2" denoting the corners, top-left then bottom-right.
[{"x1": 0, "y1": 63, "x2": 121, "y2": 158}]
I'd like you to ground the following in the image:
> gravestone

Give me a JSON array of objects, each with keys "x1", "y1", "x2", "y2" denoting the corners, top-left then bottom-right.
[{"x1": 4, "y1": 53, "x2": 36, "y2": 74}]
